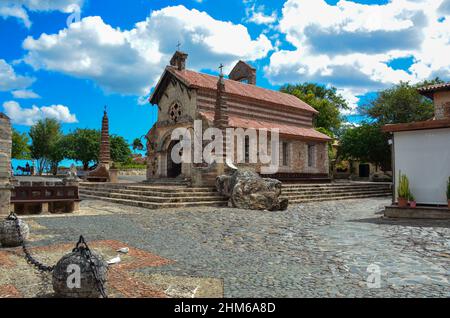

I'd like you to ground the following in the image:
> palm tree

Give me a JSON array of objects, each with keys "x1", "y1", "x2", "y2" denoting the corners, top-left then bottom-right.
[{"x1": 132, "y1": 138, "x2": 144, "y2": 153}]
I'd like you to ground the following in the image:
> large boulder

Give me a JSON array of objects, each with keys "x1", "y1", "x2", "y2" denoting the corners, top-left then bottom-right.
[{"x1": 216, "y1": 169, "x2": 288, "y2": 211}]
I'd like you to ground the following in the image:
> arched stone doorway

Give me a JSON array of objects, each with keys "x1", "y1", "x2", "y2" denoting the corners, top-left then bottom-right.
[{"x1": 167, "y1": 140, "x2": 182, "y2": 178}]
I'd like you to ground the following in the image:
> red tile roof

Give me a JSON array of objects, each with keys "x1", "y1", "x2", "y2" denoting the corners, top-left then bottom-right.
[
  {"x1": 200, "y1": 111, "x2": 332, "y2": 141},
  {"x1": 383, "y1": 118, "x2": 450, "y2": 132},
  {"x1": 417, "y1": 82, "x2": 450, "y2": 99},
  {"x1": 167, "y1": 67, "x2": 318, "y2": 114}
]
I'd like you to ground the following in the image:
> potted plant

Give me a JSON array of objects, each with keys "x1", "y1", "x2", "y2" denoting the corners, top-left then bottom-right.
[
  {"x1": 447, "y1": 177, "x2": 450, "y2": 209},
  {"x1": 409, "y1": 194, "x2": 416, "y2": 208},
  {"x1": 397, "y1": 171, "x2": 411, "y2": 208}
]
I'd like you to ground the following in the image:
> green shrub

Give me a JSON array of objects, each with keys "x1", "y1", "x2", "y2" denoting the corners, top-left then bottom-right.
[
  {"x1": 397, "y1": 171, "x2": 412, "y2": 199},
  {"x1": 447, "y1": 177, "x2": 450, "y2": 200}
]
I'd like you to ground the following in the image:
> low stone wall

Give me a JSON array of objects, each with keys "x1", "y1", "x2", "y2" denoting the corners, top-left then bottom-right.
[
  {"x1": 117, "y1": 169, "x2": 146, "y2": 176},
  {"x1": 0, "y1": 113, "x2": 12, "y2": 215}
]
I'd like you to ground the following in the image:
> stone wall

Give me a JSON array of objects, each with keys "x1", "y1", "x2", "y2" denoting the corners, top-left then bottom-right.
[
  {"x1": 117, "y1": 169, "x2": 146, "y2": 176},
  {"x1": 0, "y1": 113, "x2": 12, "y2": 215},
  {"x1": 434, "y1": 90, "x2": 450, "y2": 120}
]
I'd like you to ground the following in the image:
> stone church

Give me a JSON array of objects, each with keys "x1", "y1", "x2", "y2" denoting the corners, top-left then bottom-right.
[{"x1": 146, "y1": 51, "x2": 332, "y2": 186}]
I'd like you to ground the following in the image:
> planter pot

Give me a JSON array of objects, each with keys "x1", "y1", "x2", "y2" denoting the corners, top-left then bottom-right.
[
  {"x1": 398, "y1": 197, "x2": 408, "y2": 208},
  {"x1": 410, "y1": 201, "x2": 417, "y2": 208}
]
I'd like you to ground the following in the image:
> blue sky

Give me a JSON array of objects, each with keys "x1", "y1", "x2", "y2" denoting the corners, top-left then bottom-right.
[{"x1": 1, "y1": 0, "x2": 449, "y2": 146}]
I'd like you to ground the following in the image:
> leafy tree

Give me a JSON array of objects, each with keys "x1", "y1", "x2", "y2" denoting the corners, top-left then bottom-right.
[
  {"x1": 64, "y1": 129, "x2": 100, "y2": 170},
  {"x1": 111, "y1": 135, "x2": 132, "y2": 163},
  {"x1": 11, "y1": 128, "x2": 30, "y2": 159},
  {"x1": 48, "y1": 136, "x2": 71, "y2": 175},
  {"x1": 361, "y1": 79, "x2": 443, "y2": 125},
  {"x1": 338, "y1": 123, "x2": 391, "y2": 171},
  {"x1": 29, "y1": 118, "x2": 63, "y2": 175},
  {"x1": 64, "y1": 129, "x2": 132, "y2": 169},
  {"x1": 281, "y1": 83, "x2": 349, "y2": 133}
]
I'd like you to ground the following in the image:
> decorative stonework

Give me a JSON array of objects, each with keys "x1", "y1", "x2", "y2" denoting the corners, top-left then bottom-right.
[
  {"x1": 168, "y1": 103, "x2": 182, "y2": 123},
  {"x1": 0, "y1": 113, "x2": 12, "y2": 215},
  {"x1": 87, "y1": 109, "x2": 111, "y2": 182}
]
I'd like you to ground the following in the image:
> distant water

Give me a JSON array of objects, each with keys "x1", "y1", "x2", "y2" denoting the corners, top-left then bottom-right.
[{"x1": 11, "y1": 158, "x2": 80, "y2": 172}]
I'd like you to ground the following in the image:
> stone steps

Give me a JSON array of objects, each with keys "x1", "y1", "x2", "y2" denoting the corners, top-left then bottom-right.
[
  {"x1": 282, "y1": 187, "x2": 391, "y2": 195},
  {"x1": 80, "y1": 193, "x2": 227, "y2": 209},
  {"x1": 287, "y1": 192, "x2": 391, "y2": 204},
  {"x1": 281, "y1": 190, "x2": 390, "y2": 201},
  {"x1": 79, "y1": 182, "x2": 392, "y2": 210},
  {"x1": 79, "y1": 189, "x2": 227, "y2": 203},
  {"x1": 79, "y1": 187, "x2": 221, "y2": 198}
]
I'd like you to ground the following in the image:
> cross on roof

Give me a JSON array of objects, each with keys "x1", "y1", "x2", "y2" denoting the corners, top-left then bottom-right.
[
  {"x1": 219, "y1": 63, "x2": 224, "y2": 76},
  {"x1": 176, "y1": 41, "x2": 181, "y2": 51}
]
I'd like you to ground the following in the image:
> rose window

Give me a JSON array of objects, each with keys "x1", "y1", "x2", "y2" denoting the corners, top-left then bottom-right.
[{"x1": 169, "y1": 103, "x2": 182, "y2": 123}]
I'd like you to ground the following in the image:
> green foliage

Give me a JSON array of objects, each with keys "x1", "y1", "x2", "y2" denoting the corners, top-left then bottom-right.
[
  {"x1": 111, "y1": 135, "x2": 132, "y2": 164},
  {"x1": 361, "y1": 79, "x2": 443, "y2": 125},
  {"x1": 132, "y1": 138, "x2": 144, "y2": 152},
  {"x1": 447, "y1": 177, "x2": 450, "y2": 200},
  {"x1": 338, "y1": 123, "x2": 391, "y2": 170},
  {"x1": 113, "y1": 162, "x2": 147, "y2": 170},
  {"x1": 280, "y1": 83, "x2": 348, "y2": 133},
  {"x1": 64, "y1": 129, "x2": 100, "y2": 170},
  {"x1": 397, "y1": 171, "x2": 412, "y2": 199},
  {"x1": 29, "y1": 118, "x2": 63, "y2": 175},
  {"x1": 11, "y1": 128, "x2": 30, "y2": 159}
]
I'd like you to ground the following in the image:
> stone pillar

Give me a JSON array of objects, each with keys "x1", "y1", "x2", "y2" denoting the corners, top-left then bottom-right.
[
  {"x1": 99, "y1": 109, "x2": 111, "y2": 168},
  {"x1": 214, "y1": 72, "x2": 231, "y2": 176},
  {"x1": 0, "y1": 113, "x2": 12, "y2": 215}
]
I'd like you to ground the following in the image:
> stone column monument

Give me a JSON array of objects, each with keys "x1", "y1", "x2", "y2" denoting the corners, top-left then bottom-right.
[
  {"x1": 0, "y1": 113, "x2": 12, "y2": 215},
  {"x1": 86, "y1": 107, "x2": 111, "y2": 182}
]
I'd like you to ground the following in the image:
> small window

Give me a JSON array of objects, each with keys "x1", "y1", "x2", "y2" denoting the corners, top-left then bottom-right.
[
  {"x1": 244, "y1": 136, "x2": 250, "y2": 163},
  {"x1": 282, "y1": 142, "x2": 289, "y2": 166},
  {"x1": 308, "y1": 144, "x2": 315, "y2": 167}
]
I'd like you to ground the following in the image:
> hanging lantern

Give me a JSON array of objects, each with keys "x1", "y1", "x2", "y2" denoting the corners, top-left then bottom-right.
[
  {"x1": 52, "y1": 236, "x2": 108, "y2": 298},
  {"x1": 0, "y1": 212, "x2": 29, "y2": 247}
]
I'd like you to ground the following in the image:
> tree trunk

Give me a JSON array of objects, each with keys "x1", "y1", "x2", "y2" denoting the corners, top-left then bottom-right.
[{"x1": 83, "y1": 162, "x2": 89, "y2": 171}]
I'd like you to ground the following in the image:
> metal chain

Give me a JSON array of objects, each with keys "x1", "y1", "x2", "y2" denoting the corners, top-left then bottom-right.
[
  {"x1": 73, "y1": 236, "x2": 108, "y2": 298},
  {"x1": 7, "y1": 213, "x2": 107, "y2": 297},
  {"x1": 9, "y1": 212, "x2": 55, "y2": 272}
]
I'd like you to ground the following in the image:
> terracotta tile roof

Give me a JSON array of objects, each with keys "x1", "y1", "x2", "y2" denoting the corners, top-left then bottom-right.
[
  {"x1": 383, "y1": 118, "x2": 450, "y2": 133},
  {"x1": 167, "y1": 67, "x2": 318, "y2": 114},
  {"x1": 200, "y1": 111, "x2": 332, "y2": 141},
  {"x1": 417, "y1": 82, "x2": 450, "y2": 98}
]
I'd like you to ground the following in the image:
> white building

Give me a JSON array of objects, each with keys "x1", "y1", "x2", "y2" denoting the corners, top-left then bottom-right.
[{"x1": 384, "y1": 83, "x2": 450, "y2": 205}]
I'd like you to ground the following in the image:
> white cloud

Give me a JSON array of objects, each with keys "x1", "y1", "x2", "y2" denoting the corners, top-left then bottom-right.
[
  {"x1": 3, "y1": 101, "x2": 78, "y2": 126},
  {"x1": 265, "y1": 0, "x2": 450, "y2": 113},
  {"x1": 22, "y1": 5, "x2": 273, "y2": 96},
  {"x1": 0, "y1": 0, "x2": 84, "y2": 28},
  {"x1": 11, "y1": 89, "x2": 41, "y2": 99},
  {"x1": 0, "y1": 59, "x2": 35, "y2": 92},
  {"x1": 244, "y1": 1, "x2": 278, "y2": 25}
]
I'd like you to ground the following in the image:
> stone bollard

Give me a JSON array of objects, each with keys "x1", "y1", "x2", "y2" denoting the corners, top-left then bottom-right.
[
  {"x1": 52, "y1": 236, "x2": 108, "y2": 298},
  {"x1": 0, "y1": 213, "x2": 29, "y2": 247},
  {"x1": 0, "y1": 113, "x2": 12, "y2": 216}
]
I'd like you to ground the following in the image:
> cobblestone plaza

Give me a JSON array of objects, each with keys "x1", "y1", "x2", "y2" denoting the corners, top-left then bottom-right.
[{"x1": 1, "y1": 198, "x2": 448, "y2": 298}]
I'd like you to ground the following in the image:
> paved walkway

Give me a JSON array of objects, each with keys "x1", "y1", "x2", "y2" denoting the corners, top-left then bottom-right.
[{"x1": 1, "y1": 198, "x2": 449, "y2": 297}]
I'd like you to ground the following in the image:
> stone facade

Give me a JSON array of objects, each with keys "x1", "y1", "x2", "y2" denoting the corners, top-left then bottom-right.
[
  {"x1": 146, "y1": 52, "x2": 331, "y2": 186},
  {"x1": 433, "y1": 90, "x2": 450, "y2": 120},
  {"x1": 0, "y1": 113, "x2": 12, "y2": 215}
]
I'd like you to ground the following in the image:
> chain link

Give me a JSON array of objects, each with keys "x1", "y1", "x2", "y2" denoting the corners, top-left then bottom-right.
[
  {"x1": 9, "y1": 212, "x2": 55, "y2": 272},
  {"x1": 73, "y1": 235, "x2": 108, "y2": 298},
  {"x1": 8, "y1": 212, "x2": 107, "y2": 298}
]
